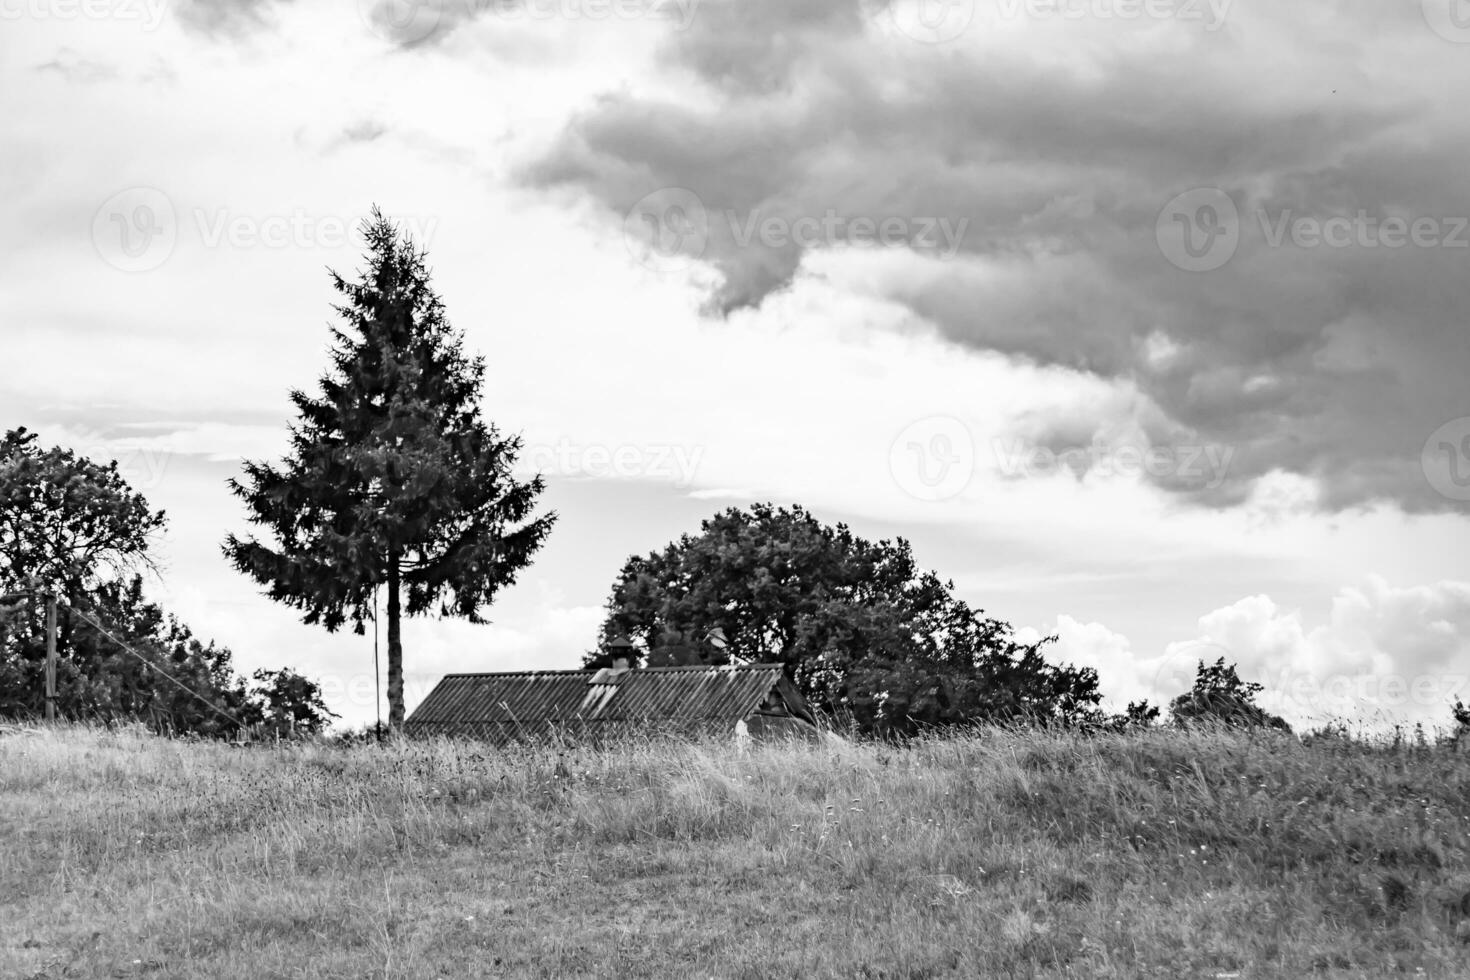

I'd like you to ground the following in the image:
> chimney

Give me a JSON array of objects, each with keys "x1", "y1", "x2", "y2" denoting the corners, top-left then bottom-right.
[{"x1": 607, "y1": 635, "x2": 635, "y2": 674}]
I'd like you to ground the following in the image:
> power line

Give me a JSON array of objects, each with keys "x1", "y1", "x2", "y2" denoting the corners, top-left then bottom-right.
[{"x1": 69, "y1": 606, "x2": 249, "y2": 732}]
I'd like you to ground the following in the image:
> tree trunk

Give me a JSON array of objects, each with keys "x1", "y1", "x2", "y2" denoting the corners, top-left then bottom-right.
[{"x1": 387, "y1": 554, "x2": 404, "y2": 730}]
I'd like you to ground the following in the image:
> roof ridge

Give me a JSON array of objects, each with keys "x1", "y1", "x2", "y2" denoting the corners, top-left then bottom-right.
[{"x1": 438, "y1": 663, "x2": 784, "y2": 679}]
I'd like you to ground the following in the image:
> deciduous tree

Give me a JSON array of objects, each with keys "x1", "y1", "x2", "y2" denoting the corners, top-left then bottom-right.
[
  {"x1": 1, "y1": 430, "x2": 333, "y2": 736},
  {"x1": 590, "y1": 503, "x2": 1100, "y2": 736},
  {"x1": 0, "y1": 426, "x2": 164, "y2": 600},
  {"x1": 1169, "y1": 657, "x2": 1291, "y2": 732}
]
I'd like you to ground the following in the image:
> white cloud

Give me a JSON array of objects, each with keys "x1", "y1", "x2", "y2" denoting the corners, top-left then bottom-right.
[
  {"x1": 1020, "y1": 578, "x2": 1470, "y2": 731},
  {"x1": 1022, "y1": 614, "x2": 1150, "y2": 708},
  {"x1": 1132, "y1": 579, "x2": 1470, "y2": 730}
]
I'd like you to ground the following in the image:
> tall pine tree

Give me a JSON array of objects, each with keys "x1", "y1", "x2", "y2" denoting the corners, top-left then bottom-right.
[{"x1": 224, "y1": 209, "x2": 555, "y2": 729}]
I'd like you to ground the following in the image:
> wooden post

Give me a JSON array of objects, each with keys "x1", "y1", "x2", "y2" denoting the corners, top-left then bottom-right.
[{"x1": 44, "y1": 592, "x2": 56, "y2": 723}]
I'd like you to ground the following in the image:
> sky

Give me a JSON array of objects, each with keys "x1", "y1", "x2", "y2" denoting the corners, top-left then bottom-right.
[{"x1": 4, "y1": 0, "x2": 1470, "y2": 732}]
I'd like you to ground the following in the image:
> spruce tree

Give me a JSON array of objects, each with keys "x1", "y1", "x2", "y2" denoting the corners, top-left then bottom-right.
[{"x1": 224, "y1": 209, "x2": 555, "y2": 729}]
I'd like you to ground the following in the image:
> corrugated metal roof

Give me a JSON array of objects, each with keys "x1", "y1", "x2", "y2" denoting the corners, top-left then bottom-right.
[{"x1": 405, "y1": 664, "x2": 795, "y2": 742}]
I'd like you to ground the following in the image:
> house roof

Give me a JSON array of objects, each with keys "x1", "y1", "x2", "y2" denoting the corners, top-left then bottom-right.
[{"x1": 405, "y1": 663, "x2": 810, "y2": 742}]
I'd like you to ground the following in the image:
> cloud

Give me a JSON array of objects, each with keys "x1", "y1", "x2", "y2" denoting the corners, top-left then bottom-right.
[
  {"x1": 172, "y1": 0, "x2": 289, "y2": 38},
  {"x1": 1028, "y1": 614, "x2": 1150, "y2": 706},
  {"x1": 1137, "y1": 578, "x2": 1470, "y2": 729},
  {"x1": 353, "y1": 0, "x2": 703, "y2": 49},
  {"x1": 519, "y1": 0, "x2": 1470, "y2": 512},
  {"x1": 34, "y1": 49, "x2": 119, "y2": 83},
  {"x1": 339, "y1": 119, "x2": 388, "y2": 144},
  {"x1": 1022, "y1": 578, "x2": 1470, "y2": 730},
  {"x1": 38, "y1": 421, "x2": 292, "y2": 467}
]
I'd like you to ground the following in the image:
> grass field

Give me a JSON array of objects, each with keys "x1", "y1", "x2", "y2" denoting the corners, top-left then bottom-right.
[{"x1": 3, "y1": 724, "x2": 1470, "y2": 979}]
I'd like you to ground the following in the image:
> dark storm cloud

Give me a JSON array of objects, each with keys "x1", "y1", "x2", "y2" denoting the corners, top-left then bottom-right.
[{"x1": 517, "y1": 0, "x2": 1470, "y2": 512}]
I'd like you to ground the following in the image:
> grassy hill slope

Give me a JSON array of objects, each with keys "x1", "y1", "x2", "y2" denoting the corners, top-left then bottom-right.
[{"x1": 4, "y1": 725, "x2": 1470, "y2": 979}]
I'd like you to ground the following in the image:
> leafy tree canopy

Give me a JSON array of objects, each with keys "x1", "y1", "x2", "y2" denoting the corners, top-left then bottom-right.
[
  {"x1": 1, "y1": 429, "x2": 332, "y2": 737},
  {"x1": 590, "y1": 502, "x2": 1102, "y2": 736},
  {"x1": 0, "y1": 426, "x2": 164, "y2": 597},
  {"x1": 1169, "y1": 657, "x2": 1292, "y2": 733}
]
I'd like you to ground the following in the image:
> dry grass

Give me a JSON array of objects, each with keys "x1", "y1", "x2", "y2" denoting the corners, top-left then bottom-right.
[{"x1": 3, "y1": 723, "x2": 1470, "y2": 978}]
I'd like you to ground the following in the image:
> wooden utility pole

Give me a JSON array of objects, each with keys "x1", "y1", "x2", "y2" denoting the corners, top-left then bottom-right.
[
  {"x1": 44, "y1": 592, "x2": 56, "y2": 723},
  {"x1": 0, "y1": 588, "x2": 58, "y2": 721}
]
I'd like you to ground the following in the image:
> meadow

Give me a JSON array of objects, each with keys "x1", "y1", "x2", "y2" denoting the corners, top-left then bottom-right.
[{"x1": 3, "y1": 724, "x2": 1470, "y2": 979}]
